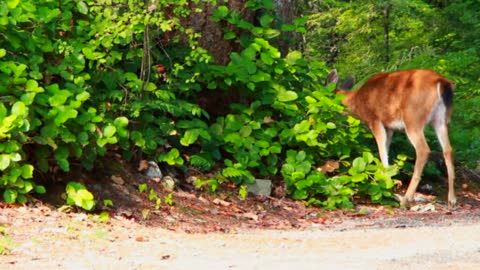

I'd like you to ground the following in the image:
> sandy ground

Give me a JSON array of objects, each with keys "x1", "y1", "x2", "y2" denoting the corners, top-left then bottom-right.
[{"x1": 1, "y1": 206, "x2": 480, "y2": 270}]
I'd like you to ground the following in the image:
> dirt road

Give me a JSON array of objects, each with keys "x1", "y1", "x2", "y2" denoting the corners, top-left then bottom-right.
[{"x1": 2, "y1": 207, "x2": 480, "y2": 270}]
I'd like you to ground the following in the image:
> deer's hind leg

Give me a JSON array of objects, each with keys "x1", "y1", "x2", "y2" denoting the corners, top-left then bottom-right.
[
  {"x1": 432, "y1": 116, "x2": 456, "y2": 208},
  {"x1": 401, "y1": 126, "x2": 431, "y2": 207}
]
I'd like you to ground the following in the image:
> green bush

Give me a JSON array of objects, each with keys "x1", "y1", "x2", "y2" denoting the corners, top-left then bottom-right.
[{"x1": 0, "y1": 0, "x2": 400, "y2": 209}]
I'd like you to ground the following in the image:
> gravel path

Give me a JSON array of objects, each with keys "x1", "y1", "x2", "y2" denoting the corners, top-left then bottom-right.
[{"x1": 2, "y1": 211, "x2": 480, "y2": 270}]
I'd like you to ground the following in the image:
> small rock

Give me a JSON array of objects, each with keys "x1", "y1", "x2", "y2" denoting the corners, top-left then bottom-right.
[
  {"x1": 145, "y1": 161, "x2": 163, "y2": 179},
  {"x1": 162, "y1": 176, "x2": 175, "y2": 192},
  {"x1": 247, "y1": 179, "x2": 272, "y2": 196},
  {"x1": 419, "y1": 183, "x2": 433, "y2": 193}
]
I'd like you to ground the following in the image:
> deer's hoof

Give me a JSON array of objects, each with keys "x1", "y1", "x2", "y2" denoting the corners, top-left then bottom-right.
[
  {"x1": 399, "y1": 196, "x2": 413, "y2": 208},
  {"x1": 447, "y1": 196, "x2": 457, "y2": 209}
]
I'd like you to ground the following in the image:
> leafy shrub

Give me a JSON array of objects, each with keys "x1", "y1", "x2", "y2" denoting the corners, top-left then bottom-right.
[
  {"x1": 183, "y1": 1, "x2": 400, "y2": 208},
  {"x1": 65, "y1": 181, "x2": 96, "y2": 211},
  {"x1": 0, "y1": 0, "x2": 400, "y2": 209}
]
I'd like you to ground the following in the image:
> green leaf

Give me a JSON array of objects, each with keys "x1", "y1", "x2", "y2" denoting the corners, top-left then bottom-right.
[
  {"x1": 0, "y1": 155, "x2": 10, "y2": 170},
  {"x1": 21, "y1": 93, "x2": 36, "y2": 105},
  {"x1": 21, "y1": 164, "x2": 34, "y2": 179},
  {"x1": 0, "y1": 49, "x2": 6, "y2": 58},
  {"x1": 54, "y1": 145, "x2": 69, "y2": 161},
  {"x1": 259, "y1": 13, "x2": 274, "y2": 27},
  {"x1": 66, "y1": 181, "x2": 95, "y2": 211},
  {"x1": 260, "y1": 52, "x2": 274, "y2": 65},
  {"x1": 293, "y1": 120, "x2": 310, "y2": 134},
  {"x1": 262, "y1": 0, "x2": 274, "y2": 9},
  {"x1": 239, "y1": 126, "x2": 252, "y2": 137},
  {"x1": 363, "y1": 152, "x2": 374, "y2": 164},
  {"x1": 180, "y1": 129, "x2": 200, "y2": 146},
  {"x1": 49, "y1": 90, "x2": 73, "y2": 106},
  {"x1": 11, "y1": 101, "x2": 26, "y2": 116},
  {"x1": 224, "y1": 31, "x2": 236, "y2": 39},
  {"x1": 58, "y1": 158, "x2": 70, "y2": 171},
  {"x1": 158, "y1": 148, "x2": 183, "y2": 166},
  {"x1": 351, "y1": 173, "x2": 366, "y2": 183},
  {"x1": 264, "y1": 29, "x2": 280, "y2": 39},
  {"x1": 352, "y1": 157, "x2": 367, "y2": 173},
  {"x1": 54, "y1": 108, "x2": 77, "y2": 125},
  {"x1": 21, "y1": 181, "x2": 34, "y2": 193},
  {"x1": 3, "y1": 189, "x2": 17, "y2": 203},
  {"x1": 296, "y1": 151, "x2": 306, "y2": 162},
  {"x1": 35, "y1": 185, "x2": 46, "y2": 194},
  {"x1": 277, "y1": 91, "x2": 298, "y2": 102},
  {"x1": 76, "y1": 91, "x2": 90, "y2": 102},
  {"x1": 213, "y1": 5, "x2": 229, "y2": 19},
  {"x1": 114, "y1": 116, "x2": 129, "y2": 127},
  {"x1": 138, "y1": 183, "x2": 148, "y2": 193},
  {"x1": 103, "y1": 125, "x2": 116, "y2": 138},
  {"x1": 7, "y1": 0, "x2": 20, "y2": 9},
  {"x1": 239, "y1": 185, "x2": 248, "y2": 199},
  {"x1": 17, "y1": 194, "x2": 27, "y2": 204},
  {"x1": 296, "y1": 178, "x2": 313, "y2": 189},
  {"x1": 285, "y1": 51, "x2": 303, "y2": 65},
  {"x1": 77, "y1": 1, "x2": 88, "y2": 15},
  {"x1": 326, "y1": 122, "x2": 336, "y2": 129}
]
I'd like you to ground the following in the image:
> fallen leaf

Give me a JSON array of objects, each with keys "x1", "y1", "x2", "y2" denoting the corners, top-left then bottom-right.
[
  {"x1": 263, "y1": 116, "x2": 275, "y2": 124},
  {"x1": 316, "y1": 160, "x2": 339, "y2": 173},
  {"x1": 111, "y1": 175, "x2": 125, "y2": 185},
  {"x1": 237, "y1": 212, "x2": 258, "y2": 222},
  {"x1": 213, "y1": 198, "x2": 231, "y2": 207},
  {"x1": 317, "y1": 217, "x2": 327, "y2": 224},
  {"x1": 138, "y1": 160, "x2": 149, "y2": 171},
  {"x1": 135, "y1": 235, "x2": 149, "y2": 242}
]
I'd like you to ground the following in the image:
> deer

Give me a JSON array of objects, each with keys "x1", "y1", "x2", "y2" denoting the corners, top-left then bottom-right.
[{"x1": 326, "y1": 69, "x2": 456, "y2": 208}]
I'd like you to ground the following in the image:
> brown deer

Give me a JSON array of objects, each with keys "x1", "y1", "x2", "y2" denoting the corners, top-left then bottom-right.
[{"x1": 327, "y1": 69, "x2": 456, "y2": 208}]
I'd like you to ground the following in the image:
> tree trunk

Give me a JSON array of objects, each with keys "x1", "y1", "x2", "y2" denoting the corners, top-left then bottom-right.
[
  {"x1": 185, "y1": 0, "x2": 298, "y2": 63},
  {"x1": 185, "y1": 0, "x2": 253, "y2": 65}
]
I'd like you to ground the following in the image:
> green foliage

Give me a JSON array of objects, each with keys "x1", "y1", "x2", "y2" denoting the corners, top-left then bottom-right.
[
  {"x1": 282, "y1": 151, "x2": 399, "y2": 209},
  {"x1": 0, "y1": 226, "x2": 14, "y2": 255},
  {"x1": 103, "y1": 199, "x2": 114, "y2": 207},
  {"x1": 138, "y1": 183, "x2": 148, "y2": 193},
  {"x1": 1, "y1": 0, "x2": 408, "y2": 210},
  {"x1": 96, "y1": 212, "x2": 110, "y2": 222},
  {"x1": 65, "y1": 181, "x2": 96, "y2": 211},
  {"x1": 190, "y1": 2, "x2": 395, "y2": 208}
]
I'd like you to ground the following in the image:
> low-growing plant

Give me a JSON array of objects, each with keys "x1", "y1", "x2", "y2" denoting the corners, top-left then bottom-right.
[
  {"x1": 0, "y1": 226, "x2": 14, "y2": 255},
  {"x1": 64, "y1": 181, "x2": 96, "y2": 211}
]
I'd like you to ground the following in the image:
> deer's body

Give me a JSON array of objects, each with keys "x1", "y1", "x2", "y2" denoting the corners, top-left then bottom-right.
[{"x1": 328, "y1": 69, "x2": 456, "y2": 207}]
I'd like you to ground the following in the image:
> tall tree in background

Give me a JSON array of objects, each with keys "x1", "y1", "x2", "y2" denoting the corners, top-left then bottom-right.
[
  {"x1": 183, "y1": 0, "x2": 298, "y2": 65},
  {"x1": 303, "y1": 0, "x2": 439, "y2": 79}
]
